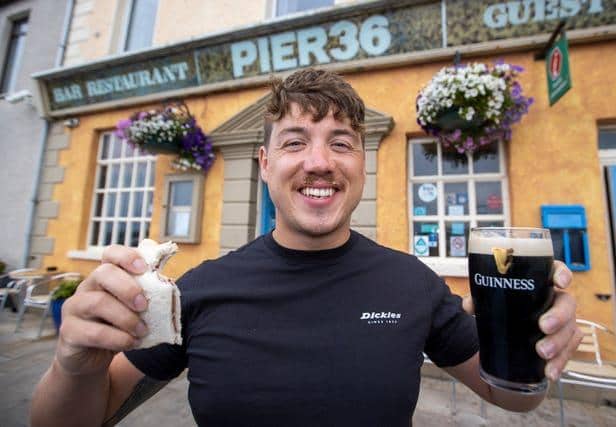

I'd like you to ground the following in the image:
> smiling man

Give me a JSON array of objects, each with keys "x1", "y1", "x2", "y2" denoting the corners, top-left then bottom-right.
[{"x1": 31, "y1": 69, "x2": 582, "y2": 427}]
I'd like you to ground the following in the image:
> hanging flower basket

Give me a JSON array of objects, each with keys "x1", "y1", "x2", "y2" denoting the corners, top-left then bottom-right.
[
  {"x1": 115, "y1": 100, "x2": 215, "y2": 173},
  {"x1": 416, "y1": 61, "x2": 533, "y2": 154}
]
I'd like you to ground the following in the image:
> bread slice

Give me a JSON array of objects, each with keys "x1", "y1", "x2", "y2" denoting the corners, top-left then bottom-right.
[{"x1": 134, "y1": 239, "x2": 182, "y2": 348}]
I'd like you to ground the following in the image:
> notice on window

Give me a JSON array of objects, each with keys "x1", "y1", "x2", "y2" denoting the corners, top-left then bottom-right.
[
  {"x1": 414, "y1": 206, "x2": 427, "y2": 216},
  {"x1": 448, "y1": 205, "x2": 464, "y2": 216},
  {"x1": 450, "y1": 236, "x2": 466, "y2": 257},
  {"x1": 414, "y1": 235, "x2": 430, "y2": 257},
  {"x1": 418, "y1": 183, "x2": 437, "y2": 202}
]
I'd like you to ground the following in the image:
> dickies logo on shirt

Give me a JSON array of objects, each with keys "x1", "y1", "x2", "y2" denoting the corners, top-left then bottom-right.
[{"x1": 360, "y1": 311, "x2": 401, "y2": 325}]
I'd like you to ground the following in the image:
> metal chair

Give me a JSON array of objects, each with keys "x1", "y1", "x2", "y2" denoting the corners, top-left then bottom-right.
[
  {"x1": 15, "y1": 272, "x2": 81, "y2": 338},
  {"x1": 0, "y1": 269, "x2": 40, "y2": 315},
  {"x1": 557, "y1": 319, "x2": 616, "y2": 427}
]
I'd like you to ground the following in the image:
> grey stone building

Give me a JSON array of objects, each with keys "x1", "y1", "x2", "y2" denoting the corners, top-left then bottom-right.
[{"x1": 0, "y1": 0, "x2": 71, "y2": 270}]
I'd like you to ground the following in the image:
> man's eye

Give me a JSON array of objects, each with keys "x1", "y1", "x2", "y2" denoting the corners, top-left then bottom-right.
[
  {"x1": 284, "y1": 140, "x2": 304, "y2": 149},
  {"x1": 332, "y1": 141, "x2": 352, "y2": 151}
]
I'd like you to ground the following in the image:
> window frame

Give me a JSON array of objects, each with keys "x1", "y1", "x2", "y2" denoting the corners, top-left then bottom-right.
[
  {"x1": 160, "y1": 173, "x2": 204, "y2": 243},
  {"x1": 407, "y1": 137, "x2": 510, "y2": 276},
  {"x1": 86, "y1": 131, "x2": 157, "y2": 249},
  {"x1": 273, "y1": 0, "x2": 334, "y2": 17},
  {"x1": 1, "y1": 13, "x2": 29, "y2": 95},
  {"x1": 121, "y1": 0, "x2": 160, "y2": 53}
]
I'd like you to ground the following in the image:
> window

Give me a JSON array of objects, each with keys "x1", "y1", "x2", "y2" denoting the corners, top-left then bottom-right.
[
  {"x1": 275, "y1": 0, "x2": 333, "y2": 16},
  {"x1": 88, "y1": 132, "x2": 156, "y2": 247},
  {"x1": 1, "y1": 16, "x2": 28, "y2": 94},
  {"x1": 124, "y1": 0, "x2": 159, "y2": 52},
  {"x1": 160, "y1": 173, "x2": 204, "y2": 243},
  {"x1": 408, "y1": 138, "x2": 509, "y2": 273}
]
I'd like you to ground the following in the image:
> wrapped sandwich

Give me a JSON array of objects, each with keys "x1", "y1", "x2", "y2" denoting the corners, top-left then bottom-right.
[{"x1": 134, "y1": 239, "x2": 182, "y2": 348}]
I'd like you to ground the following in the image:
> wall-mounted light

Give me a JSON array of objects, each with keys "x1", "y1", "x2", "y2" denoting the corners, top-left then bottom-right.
[{"x1": 63, "y1": 118, "x2": 80, "y2": 128}]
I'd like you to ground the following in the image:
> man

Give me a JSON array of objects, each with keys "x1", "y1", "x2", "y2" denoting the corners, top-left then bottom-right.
[{"x1": 31, "y1": 69, "x2": 581, "y2": 426}]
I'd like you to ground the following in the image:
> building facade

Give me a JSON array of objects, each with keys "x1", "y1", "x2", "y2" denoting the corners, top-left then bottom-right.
[
  {"x1": 28, "y1": 0, "x2": 616, "y2": 357},
  {"x1": 0, "y1": 0, "x2": 71, "y2": 270}
]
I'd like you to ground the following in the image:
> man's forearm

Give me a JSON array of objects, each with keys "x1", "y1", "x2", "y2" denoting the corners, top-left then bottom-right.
[
  {"x1": 31, "y1": 358, "x2": 111, "y2": 427},
  {"x1": 487, "y1": 384, "x2": 547, "y2": 412}
]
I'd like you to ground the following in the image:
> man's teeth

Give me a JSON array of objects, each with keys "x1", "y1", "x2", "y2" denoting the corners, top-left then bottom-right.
[{"x1": 301, "y1": 187, "x2": 335, "y2": 198}]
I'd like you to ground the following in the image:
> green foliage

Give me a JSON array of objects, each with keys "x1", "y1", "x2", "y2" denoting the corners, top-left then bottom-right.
[
  {"x1": 51, "y1": 280, "x2": 80, "y2": 300},
  {"x1": 0, "y1": 261, "x2": 5, "y2": 274}
]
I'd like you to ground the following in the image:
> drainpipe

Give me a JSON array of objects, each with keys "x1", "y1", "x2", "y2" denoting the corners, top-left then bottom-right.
[{"x1": 22, "y1": 0, "x2": 75, "y2": 267}]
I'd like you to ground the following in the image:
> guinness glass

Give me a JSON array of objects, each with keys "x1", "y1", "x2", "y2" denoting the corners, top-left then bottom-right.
[{"x1": 468, "y1": 227, "x2": 554, "y2": 393}]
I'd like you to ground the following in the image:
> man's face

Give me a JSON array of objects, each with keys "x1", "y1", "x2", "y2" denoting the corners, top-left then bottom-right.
[{"x1": 259, "y1": 103, "x2": 365, "y2": 248}]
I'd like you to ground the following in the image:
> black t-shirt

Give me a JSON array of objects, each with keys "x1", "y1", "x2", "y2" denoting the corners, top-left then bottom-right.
[{"x1": 125, "y1": 231, "x2": 478, "y2": 426}]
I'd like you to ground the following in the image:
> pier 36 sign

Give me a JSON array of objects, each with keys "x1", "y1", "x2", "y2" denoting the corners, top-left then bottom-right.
[{"x1": 38, "y1": 0, "x2": 615, "y2": 114}]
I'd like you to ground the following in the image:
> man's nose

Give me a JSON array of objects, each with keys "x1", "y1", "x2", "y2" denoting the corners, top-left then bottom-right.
[{"x1": 304, "y1": 143, "x2": 333, "y2": 173}]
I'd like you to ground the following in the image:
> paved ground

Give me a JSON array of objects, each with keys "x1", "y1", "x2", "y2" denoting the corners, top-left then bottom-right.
[{"x1": 2, "y1": 311, "x2": 615, "y2": 426}]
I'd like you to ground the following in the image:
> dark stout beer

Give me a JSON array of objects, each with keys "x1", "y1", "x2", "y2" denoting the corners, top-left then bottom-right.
[{"x1": 469, "y1": 228, "x2": 554, "y2": 393}]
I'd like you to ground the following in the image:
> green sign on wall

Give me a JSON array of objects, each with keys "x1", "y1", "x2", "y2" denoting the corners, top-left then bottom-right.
[{"x1": 546, "y1": 34, "x2": 572, "y2": 106}]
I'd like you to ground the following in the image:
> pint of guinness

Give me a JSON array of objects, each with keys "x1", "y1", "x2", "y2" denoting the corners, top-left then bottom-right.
[{"x1": 468, "y1": 227, "x2": 554, "y2": 393}]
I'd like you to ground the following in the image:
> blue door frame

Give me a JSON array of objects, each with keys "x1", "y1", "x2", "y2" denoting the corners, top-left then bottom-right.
[
  {"x1": 260, "y1": 183, "x2": 276, "y2": 234},
  {"x1": 607, "y1": 166, "x2": 616, "y2": 258}
]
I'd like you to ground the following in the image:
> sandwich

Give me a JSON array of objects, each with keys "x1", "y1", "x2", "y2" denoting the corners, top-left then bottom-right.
[{"x1": 133, "y1": 239, "x2": 182, "y2": 348}]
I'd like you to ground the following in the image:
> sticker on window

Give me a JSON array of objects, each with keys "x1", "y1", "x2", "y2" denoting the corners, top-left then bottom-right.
[
  {"x1": 451, "y1": 222, "x2": 465, "y2": 235},
  {"x1": 448, "y1": 205, "x2": 464, "y2": 216},
  {"x1": 414, "y1": 206, "x2": 427, "y2": 216},
  {"x1": 418, "y1": 183, "x2": 437, "y2": 203},
  {"x1": 414, "y1": 235, "x2": 430, "y2": 256},
  {"x1": 450, "y1": 236, "x2": 466, "y2": 257}
]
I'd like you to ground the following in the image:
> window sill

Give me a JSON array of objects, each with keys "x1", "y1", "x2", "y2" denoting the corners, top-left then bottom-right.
[
  {"x1": 67, "y1": 247, "x2": 105, "y2": 261},
  {"x1": 417, "y1": 257, "x2": 469, "y2": 277}
]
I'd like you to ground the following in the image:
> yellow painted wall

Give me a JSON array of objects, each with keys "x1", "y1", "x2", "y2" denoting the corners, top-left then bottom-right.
[
  {"x1": 43, "y1": 87, "x2": 267, "y2": 279},
  {"x1": 44, "y1": 39, "x2": 616, "y2": 357}
]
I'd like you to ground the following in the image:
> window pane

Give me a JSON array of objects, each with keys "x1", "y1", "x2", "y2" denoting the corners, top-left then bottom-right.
[
  {"x1": 167, "y1": 211, "x2": 190, "y2": 236},
  {"x1": 276, "y1": 0, "x2": 333, "y2": 16},
  {"x1": 444, "y1": 182, "x2": 468, "y2": 215},
  {"x1": 171, "y1": 181, "x2": 193, "y2": 206},
  {"x1": 473, "y1": 144, "x2": 500, "y2": 173},
  {"x1": 94, "y1": 192, "x2": 104, "y2": 217},
  {"x1": 110, "y1": 164, "x2": 120, "y2": 188},
  {"x1": 129, "y1": 222, "x2": 140, "y2": 247},
  {"x1": 119, "y1": 192, "x2": 130, "y2": 217},
  {"x1": 122, "y1": 163, "x2": 133, "y2": 187},
  {"x1": 412, "y1": 222, "x2": 439, "y2": 257},
  {"x1": 136, "y1": 162, "x2": 147, "y2": 187},
  {"x1": 1, "y1": 17, "x2": 28, "y2": 93},
  {"x1": 100, "y1": 134, "x2": 111, "y2": 159},
  {"x1": 106, "y1": 192, "x2": 117, "y2": 217},
  {"x1": 98, "y1": 166, "x2": 107, "y2": 189},
  {"x1": 412, "y1": 182, "x2": 437, "y2": 216},
  {"x1": 132, "y1": 191, "x2": 144, "y2": 217},
  {"x1": 442, "y1": 150, "x2": 468, "y2": 175},
  {"x1": 125, "y1": 0, "x2": 159, "y2": 51},
  {"x1": 148, "y1": 162, "x2": 155, "y2": 186},
  {"x1": 111, "y1": 139, "x2": 122, "y2": 158},
  {"x1": 117, "y1": 221, "x2": 127, "y2": 245},
  {"x1": 90, "y1": 221, "x2": 100, "y2": 245},
  {"x1": 476, "y1": 181, "x2": 503, "y2": 214},
  {"x1": 412, "y1": 143, "x2": 437, "y2": 176},
  {"x1": 103, "y1": 222, "x2": 113, "y2": 246},
  {"x1": 446, "y1": 221, "x2": 469, "y2": 257},
  {"x1": 144, "y1": 221, "x2": 151, "y2": 238},
  {"x1": 599, "y1": 128, "x2": 616, "y2": 150},
  {"x1": 125, "y1": 143, "x2": 135, "y2": 157},
  {"x1": 145, "y1": 192, "x2": 153, "y2": 216}
]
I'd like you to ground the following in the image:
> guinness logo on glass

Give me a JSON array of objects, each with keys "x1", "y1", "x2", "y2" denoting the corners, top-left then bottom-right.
[{"x1": 492, "y1": 247, "x2": 514, "y2": 274}]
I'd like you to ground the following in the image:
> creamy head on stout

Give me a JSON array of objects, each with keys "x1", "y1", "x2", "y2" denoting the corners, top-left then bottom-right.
[{"x1": 469, "y1": 235, "x2": 554, "y2": 257}]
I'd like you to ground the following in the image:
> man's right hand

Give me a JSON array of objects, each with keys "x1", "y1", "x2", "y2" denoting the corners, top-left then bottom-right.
[{"x1": 56, "y1": 245, "x2": 150, "y2": 377}]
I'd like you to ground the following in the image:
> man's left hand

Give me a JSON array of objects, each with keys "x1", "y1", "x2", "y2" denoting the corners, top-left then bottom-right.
[{"x1": 463, "y1": 260, "x2": 583, "y2": 381}]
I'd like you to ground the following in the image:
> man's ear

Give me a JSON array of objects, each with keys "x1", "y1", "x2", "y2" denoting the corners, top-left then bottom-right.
[{"x1": 258, "y1": 145, "x2": 268, "y2": 183}]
